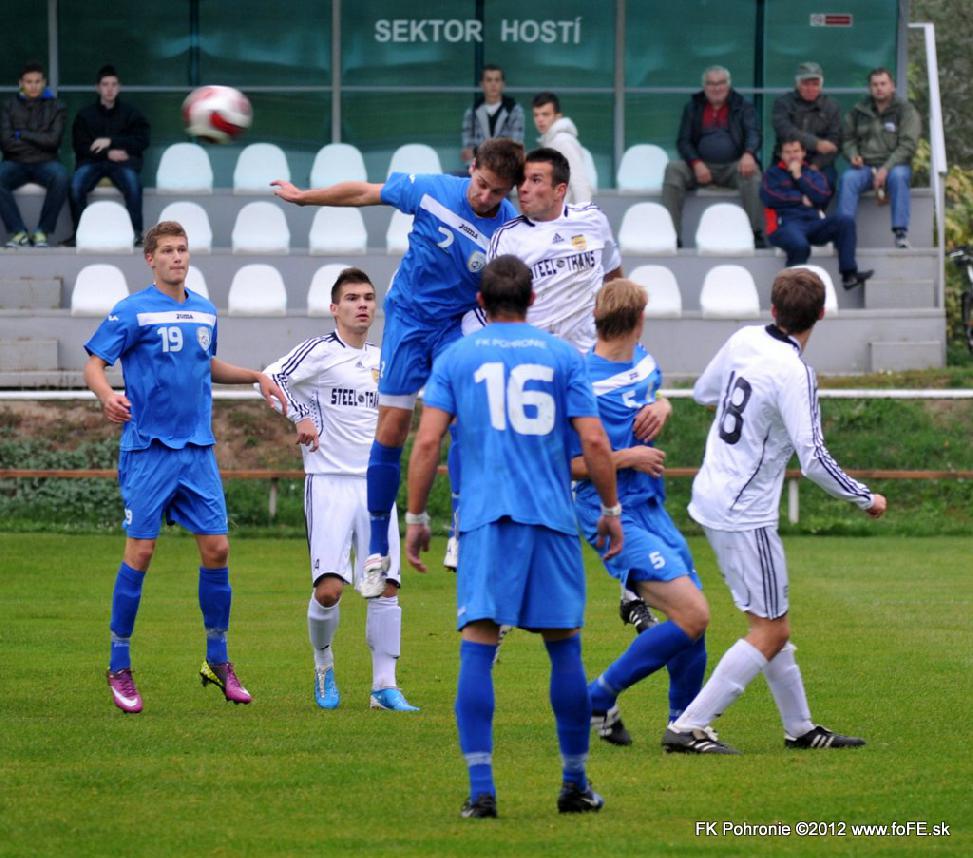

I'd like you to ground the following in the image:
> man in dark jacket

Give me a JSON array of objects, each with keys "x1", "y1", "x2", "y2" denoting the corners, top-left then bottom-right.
[
  {"x1": 761, "y1": 138, "x2": 872, "y2": 290},
  {"x1": 662, "y1": 65, "x2": 763, "y2": 246},
  {"x1": 0, "y1": 62, "x2": 69, "y2": 247},
  {"x1": 70, "y1": 65, "x2": 150, "y2": 244},
  {"x1": 771, "y1": 61, "x2": 841, "y2": 199},
  {"x1": 460, "y1": 65, "x2": 525, "y2": 167}
]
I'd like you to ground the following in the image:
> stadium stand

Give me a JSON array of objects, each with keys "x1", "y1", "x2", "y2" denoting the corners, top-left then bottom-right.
[
  {"x1": 581, "y1": 146, "x2": 599, "y2": 192},
  {"x1": 310, "y1": 143, "x2": 368, "y2": 187},
  {"x1": 616, "y1": 144, "x2": 669, "y2": 194},
  {"x1": 157, "y1": 202, "x2": 213, "y2": 254},
  {"x1": 75, "y1": 201, "x2": 135, "y2": 253},
  {"x1": 70, "y1": 264, "x2": 129, "y2": 316},
  {"x1": 155, "y1": 143, "x2": 213, "y2": 194},
  {"x1": 695, "y1": 203, "x2": 756, "y2": 256},
  {"x1": 233, "y1": 143, "x2": 290, "y2": 194},
  {"x1": 699, "y1": 265, "x2": 761, "y2": 318},
  {"x1": 628, "y1": 265, "x2": 683, "y2": 318},
  {"x1": 618, "y1": 202, "x2": 678, "y2": 255},
  {"x1": 308, "y1": 207, "x2": 368, "y2": 256},
  {"x1": 307, "y1": 263, "x2": 355, "y2": 316},
  {"x1": 185, "y1": 265, "x2": 209, "y2": 299},
  {"x1": 227, "y1": 264, "x2": 287, "y2": 316},
  {"x1": 386, "y1": 144, "x2": 442, "y2": 177},
  {"x1": 386, "y1": 210, "x2": 413, "y2": 254},
  {"x1": 231, "y1": 202, "x2": 290, "y2": 254}
]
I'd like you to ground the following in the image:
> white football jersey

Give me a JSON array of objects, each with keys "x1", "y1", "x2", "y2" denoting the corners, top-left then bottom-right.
[
  {"x1": 488, "y1": 204, "x2": 621, "y2": 350},
  {"x1": 263, "y1": 332, "x2": 380, "y2": 477},
  {"x1": 688, "y1": 324, "x2": 873, "y2": 530}
]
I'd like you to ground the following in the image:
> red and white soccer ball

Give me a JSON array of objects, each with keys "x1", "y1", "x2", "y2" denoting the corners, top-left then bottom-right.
[{"x1": 182, "y1": 85, "x2": 252, "y2": 144}]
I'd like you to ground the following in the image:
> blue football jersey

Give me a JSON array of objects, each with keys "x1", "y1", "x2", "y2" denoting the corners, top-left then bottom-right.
[
  {"x1": 423, "y1": 322, "x2": 598, "y2": 535},
  {"x1": 85, "y1": 285, "x2": 218, "y2": 451},
  {"x1": 381, "y1": 172, "x2": 518, "y2": 322},
  {"x1": 574, "y1": 345, "x2": 665, "y2": 509}
]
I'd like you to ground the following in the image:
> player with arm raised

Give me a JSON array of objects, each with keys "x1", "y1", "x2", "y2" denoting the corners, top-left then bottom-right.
[
  {"x1": 262, "y1": 268, "x2": 417, "y2": 713},
  {"x1": 572, "y1": 279, "x2": 710, "y2": 748},
  {"x1": 83, "y1": 220, "x2": 285, "y2": 714},
  {"x1": 272, "y1": 139, "x2": 524, "y2": 596},
  {"x1": 404, "y1": 255, "x2": 622, "y2": 819},
  {"x1": 665, "y1": 267, "x2": 886, "y2": 754}
]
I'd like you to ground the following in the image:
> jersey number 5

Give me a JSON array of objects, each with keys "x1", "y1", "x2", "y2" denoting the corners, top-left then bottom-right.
[
  {"x1": 474, "y1": 362, "x2": 555, "y2": 436},
  {"x1": 718, "y1": 372, "x2": 752, "y2": 445}
]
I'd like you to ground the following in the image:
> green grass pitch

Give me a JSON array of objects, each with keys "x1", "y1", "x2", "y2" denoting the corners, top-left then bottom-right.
[{"x1": 1, "y1": 533, "x2": 970, "y2": 856}]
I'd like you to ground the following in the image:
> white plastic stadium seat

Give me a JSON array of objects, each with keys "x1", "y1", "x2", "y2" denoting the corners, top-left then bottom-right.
[
  {"x1": 185, "y1": 266, "x2": 209, "y2": 299},
  {"x1": 790, "y1": 264, "x2": 839, "y2": 316},
  {"x1": 308, "y1": 207, "x2": 368, "y2": 256},
  {"x1": 616, "y1": 144, "x2": 669, "y2": 193},
  {"x1": 695, "y1": 203, "x2": 755, "y2": 256},
  {"x1": 155, "y1": 143, "x2": 213, "y2": 194},
  {"x1": 307, "y1": 263, "x2": 354, "y2": 316},
  {"x1": 76, "y1": 201, "x2": 134, "y2": 253},
  {"x1": 233, "y1": 142, "x2": 290, "y2": 193},
  {"x1": 231, "y1": 201, "x2": 290, "y2": 254},
  {"x1": 699, "y1": 265, "x2": 760, "y2": 318},
  {"x1": 310, "y1": 143, "x2": 368, "y2": 187},
  {"x1": 618, "y1": 202, "x2": 677, "y2": 255},
  {"x1": 386, "y1": 211, "x2": 413, "y2": 254},
  {"x1": 157, "y1": 201, "x2": 213, "y2": 254},
  {"x1": 387, "y1": 143, "x2": 442, "y2": 177},
  {"x1": 628, "y1": 265, "x2": 683, "y2": 318},
  {"x1": 70, "y1": 264, "x2": 129, "y2": 316},
  {"x1": 581, "y1": 146, "x2": 598, "y2": 192},
  {"x1": 227, "y1": 264, "x2": 287, "y2": 316}
]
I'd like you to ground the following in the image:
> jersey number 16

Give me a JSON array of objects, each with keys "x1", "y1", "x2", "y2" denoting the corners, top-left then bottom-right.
[{"x1": 474, "y1": 362, "x2": 555, "y2": 436}]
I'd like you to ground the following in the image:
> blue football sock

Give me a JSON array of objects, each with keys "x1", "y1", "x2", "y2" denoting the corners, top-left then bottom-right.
[
  {"x1": 198, "y1": 566, "x2": 231, "y2": 663},
  {"x1": 109, "y1": 562, "x2": 146, "y2": 671},
  {"x1": 447, "y1": 425, "x2": 461, "y2": 536},
  {"x1": 366, "y1": 441, "x2": 402, "y2": 556},
  {"x1": 667, "y1": 634, "x2": 707, "y2": 722},
  {"x1": 545, "y1": 635, "x2": 590, "y2": 790},
  {"x1": 590, "y1": 620, "x2": 694, "y2": 712},
  {"x1": 456, "y1": 640, "x2": 497, "y2": 798}
]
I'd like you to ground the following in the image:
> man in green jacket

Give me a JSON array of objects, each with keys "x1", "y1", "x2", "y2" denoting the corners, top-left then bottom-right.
[{"x1": 836, "y1": 67, "x2": 920, "y2": 249}]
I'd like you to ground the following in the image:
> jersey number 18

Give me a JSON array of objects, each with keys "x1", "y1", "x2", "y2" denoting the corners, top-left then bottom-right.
[{"x1": 718, "y1": 372, "x2": 752, "y2": 445}]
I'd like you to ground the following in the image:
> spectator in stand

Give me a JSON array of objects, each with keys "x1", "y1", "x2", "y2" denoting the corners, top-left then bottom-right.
[
  {"x1": 0, "y1": 62, "x2": 68, "y2": 248},
  {"x1": 460, "y1": 65, "x2": 525, "y2": 167},
  {"x1": 771, "y1": 62, "x2": 841, "y2": 203},
  {"x1": 761, "y1": 137, "x2": 873, "y2": 291},
  {"x1": 837, "y1": 67, "x2": 920, "y2": 249},
  {"x1": 532, "y1": 92, "x2": 591, "y2": 205},
  {"x1": 662, "y1": 65, "x2": 764, "y2": 247},
  {"x1": 69, "y1": 64, "x2": 150, "y2": 246}
]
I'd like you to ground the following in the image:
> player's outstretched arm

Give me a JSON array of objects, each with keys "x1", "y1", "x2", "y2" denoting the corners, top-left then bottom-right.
[
  {"x1": 270, "y1": 179, "x2": 385, "y2": 208},
  {"x1": 210, "y1": 359, "x2": 287, "y2": 416},
  {"x1": 573, "y1": 416, "x2": 624, "y2": 559},
  {"x1": 83, "y1": 355, "x2": 131, "y2": 424},
  {"x1": 405, "y1": 406, "x2": 452, "y2": 572},
  {"x1": 571, "y1": 444, "x2": 665, "y2": 479},
  {"x1": 866, "y1": 493, "x2": 887, "y2": 518}
]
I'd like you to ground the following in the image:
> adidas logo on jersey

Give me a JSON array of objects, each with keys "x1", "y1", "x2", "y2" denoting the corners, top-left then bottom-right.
[{"x1": 552, "y1": 233, "x2": 565, "y2": 244}]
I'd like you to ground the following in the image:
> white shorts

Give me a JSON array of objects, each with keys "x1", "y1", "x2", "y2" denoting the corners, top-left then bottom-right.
[
  {"x1": 703, "y1": 525, "x2": 788, "y2": 619},
  {"x1": 305, "y1": 474, "x2": 401, "y2": 591},
  {"x1": 537, "y1": 312, "x2": 595, "y2": 354}
]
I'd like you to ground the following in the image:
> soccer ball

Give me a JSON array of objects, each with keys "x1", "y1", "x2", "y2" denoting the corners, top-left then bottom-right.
[{"x1": 182, "y1": 85, "x2": 252, "y2": 144}]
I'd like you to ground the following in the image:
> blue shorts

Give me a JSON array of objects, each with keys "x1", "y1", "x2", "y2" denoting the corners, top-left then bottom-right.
[
  {"x1": 576, "y1": 496, "x2": 702, "y2": 590},
  {"x1": 457, "y1": 518, "x2": 585, "y2": 631},
  {"x1": 378, "y1": 306, "x2": 463, "y2": 397},
  {"x1": 118, "y1": 441, "x2": 228, "y2": 539}
]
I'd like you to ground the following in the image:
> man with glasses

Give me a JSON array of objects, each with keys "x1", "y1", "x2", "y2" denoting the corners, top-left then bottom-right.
[{"x1": 662, "y1": 65, "x2": 764, "y2": 247}]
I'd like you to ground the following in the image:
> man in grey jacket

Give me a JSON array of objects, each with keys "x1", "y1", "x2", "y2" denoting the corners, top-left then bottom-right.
[
  {"x1": 0, "y1": 62, "x2": 69, "y2": 248},
  {"x1": 772, "y1": 61, "x2": 841, "y2": 201},
  {"x1": 532, "y1": 92, "x2": 592, "y2": 205},
  {"x1": 836, "y1": 67, "x2": 920, "y2": 249},
  {"x1": 460, "y1": 65, "x2": 525, "y2": 167}
]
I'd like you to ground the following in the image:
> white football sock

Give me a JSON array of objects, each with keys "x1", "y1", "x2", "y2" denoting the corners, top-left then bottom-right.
[
  {"x1": 673, "y1": 638, "x2": 767, "y2": 730},
  {"x1": 762, "y1": 642, "x2": 814, "y2": 738},
  {"x1": 307, "y1": 594, "x2": 340, "y2": 671},
  {"x1": 620, "y1": 583, "x2": 639, "y2": 603},
  {"x1": 366, "y1": 595, "x2": 401, "y2": 690}
]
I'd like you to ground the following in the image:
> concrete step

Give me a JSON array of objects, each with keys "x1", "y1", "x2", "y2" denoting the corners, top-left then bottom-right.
[
  {"x1": 0, "y1": 338, "x2": 59, "y2": 371},
  {"x1": 869, "y1": 340, "x2": 943, "y2": 372},
  {"x1": 865, "y1": 278, "x2": 936, "y2": 309},
  {"x1": 0, "y1": 277, "x2": 62, "y2": 310}
]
